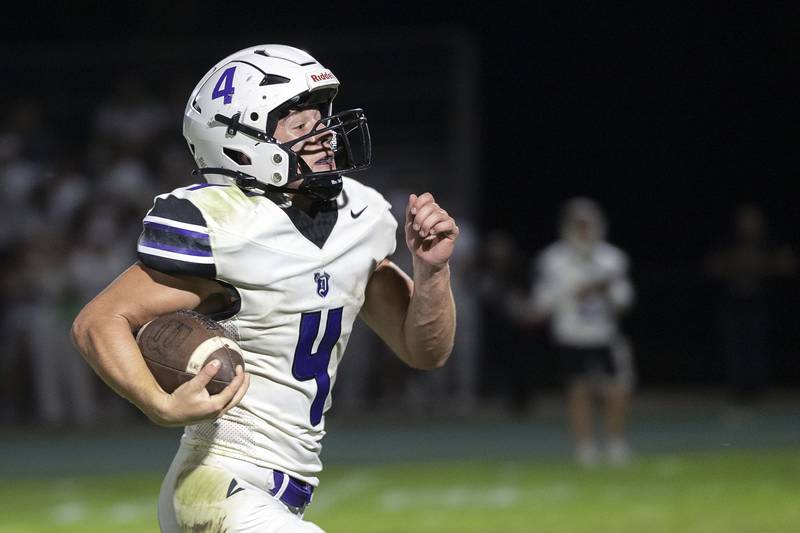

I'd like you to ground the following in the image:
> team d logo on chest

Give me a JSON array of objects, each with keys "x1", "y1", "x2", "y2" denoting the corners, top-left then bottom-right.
[{"x1": 314, "y1": 271, "x2": 331, "y2": 298}]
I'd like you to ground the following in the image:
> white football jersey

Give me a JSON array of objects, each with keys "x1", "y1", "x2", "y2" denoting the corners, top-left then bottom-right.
[
  {"x1": 532, "y1": 241, "x2": 633, "y2": 348},
  {"x1": 137, "y1": 177, "x2": 397, "y2": 486}
]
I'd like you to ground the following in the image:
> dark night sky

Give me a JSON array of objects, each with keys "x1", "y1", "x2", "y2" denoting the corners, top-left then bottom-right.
[{"x1": 4, "y1": 3, "x2": 800, "y2": 384}]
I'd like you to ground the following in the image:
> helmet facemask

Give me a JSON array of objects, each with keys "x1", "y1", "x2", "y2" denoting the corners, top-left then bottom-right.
[
  {"x1": 278, "y1": 108, "x2": 371, "y2": 201},
  {"x1": 206, "y1": 107, "x2": 370, "y2": 202}
]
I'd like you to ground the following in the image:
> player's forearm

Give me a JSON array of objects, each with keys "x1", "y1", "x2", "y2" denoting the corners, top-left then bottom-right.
[
  {"x1": 71, "y1": 312, "x2": 167, "y2": 423},
  {"x1": 403, "y1": 261, "x2": 456, "y2": 369}
]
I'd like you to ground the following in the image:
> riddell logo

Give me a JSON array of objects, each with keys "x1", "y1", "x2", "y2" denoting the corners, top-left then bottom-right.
[{"x1": 310, "y1": 72, "x2": 335, "y2": 83}]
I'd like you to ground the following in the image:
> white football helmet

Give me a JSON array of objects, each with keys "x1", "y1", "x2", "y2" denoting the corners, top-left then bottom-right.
[{"x1": 183, "y1": 44, "x2": 371, "y2": 201}]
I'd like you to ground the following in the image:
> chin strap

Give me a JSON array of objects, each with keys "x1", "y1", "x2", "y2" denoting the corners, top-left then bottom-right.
[
  {"x1": 191, "y1": 168, "x2": 290, "y2": 194},
  {"x1": 191, "y1": 168, "x2": 340, "y2": 203}
]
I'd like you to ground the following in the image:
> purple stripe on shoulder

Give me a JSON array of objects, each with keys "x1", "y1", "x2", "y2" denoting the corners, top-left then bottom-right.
[
  {"x1": 138, "y1": 240, "x2": 213, "y2": 257},
  {"x1": 143, "y1": 221, "x2": 209, "y2": 240},
  {"x1": 187, "y1": 183, "x2": 230, "y2": 191}
]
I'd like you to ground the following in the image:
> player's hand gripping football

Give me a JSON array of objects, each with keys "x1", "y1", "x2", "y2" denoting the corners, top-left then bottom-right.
[
  {"x1": 154, "y1": 361, "x2": 250, "y2": 427},
  {"x1": 405, "y1": 193, "x2": 459, "y2": 268}
]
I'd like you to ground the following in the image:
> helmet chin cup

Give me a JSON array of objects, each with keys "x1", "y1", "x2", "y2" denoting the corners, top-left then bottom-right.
[{"x1": 297, "y1": 175, "x2": 344, "y2": 202}]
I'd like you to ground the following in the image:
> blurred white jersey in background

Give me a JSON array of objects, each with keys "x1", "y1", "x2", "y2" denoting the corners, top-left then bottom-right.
[{"x1": 532, "y1": 240, "x2": 633, "y2": 348}]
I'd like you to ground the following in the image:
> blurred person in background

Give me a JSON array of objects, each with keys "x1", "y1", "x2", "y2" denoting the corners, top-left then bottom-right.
[
  {"x1": 477, "y1": 229, "x2": 538, "y2": 415},
  {"x1": 0, "y1": 75, "x2": 187, "y2": 426},
  {"x1": 66, "y1": 204, "x2": 140, "y2": 423},
  {"x1": 443, "y1": 215, "x2": 481, "y2": 415},
  {"x1": 20, "y1": 230, "x2": 101, "y2": 428},
  {"x1": 92, "y1": 75, "x2": 170, "y2": 154},
  {"x1": 530, "y1": 197, "x2": 635, "y2": 466},
  {"x1": 0, "y1": 98, "x2": 102, "y2": 427},
  {"x1": 2, "y1": 175, "x2": 101, "y2": 428},
  {"x1": 705, "y1": 204, "x2": 796, "y2": 409}
]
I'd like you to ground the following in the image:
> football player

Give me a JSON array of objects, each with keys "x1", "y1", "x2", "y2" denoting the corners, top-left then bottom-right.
[
  {"x1": 71, "y1": 45, "x2": 458, "y2": 532},
  {"x1": 530, "y1": 197, "x2": 634, "y2": 466}
]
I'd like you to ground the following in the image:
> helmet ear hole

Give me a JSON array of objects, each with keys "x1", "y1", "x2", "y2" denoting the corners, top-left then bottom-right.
[{"x1": 223, "y1": 148, "x2": 252, "y2": 166}]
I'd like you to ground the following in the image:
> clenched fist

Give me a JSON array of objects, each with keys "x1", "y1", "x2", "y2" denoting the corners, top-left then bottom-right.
[{"x1": 405, "y1": 193, "x2": 459, "y2": 268}]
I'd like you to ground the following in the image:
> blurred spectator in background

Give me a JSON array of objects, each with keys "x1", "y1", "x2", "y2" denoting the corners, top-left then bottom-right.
[
  {"x1": 66, "y1": 203, "x2": 141, "y2": 423},
  {"x1": 446, "y1": 215, "x2": 481, "y2": 415},
  {"x1": 92, "y1": 75, "x2": 170, "y2": 154},
  {"x1": 530, "y1": 197, "x2": 635, "y2": 466},
  {"x1": 705, "y1": 204, "x2": 796, "y2": 408},
  {"x1": 0, "y1": 77, "x2": 187, "y2": 428},
  {"x1": 477, "y1": 230, "x2": 537, "y2": 415},
  {"x1": 21, "y1": 230, "x2": 100, "y2": 428}
]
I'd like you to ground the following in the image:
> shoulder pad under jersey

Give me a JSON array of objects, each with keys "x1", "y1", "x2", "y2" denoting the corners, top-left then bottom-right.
[{"x1": 136, "y1": 186, "x2": 219, "y2": 278}]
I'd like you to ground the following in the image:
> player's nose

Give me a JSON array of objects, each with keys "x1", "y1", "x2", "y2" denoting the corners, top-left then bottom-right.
[{"x1": 305, "y1": 120, "x2": 333, "y2": 142}]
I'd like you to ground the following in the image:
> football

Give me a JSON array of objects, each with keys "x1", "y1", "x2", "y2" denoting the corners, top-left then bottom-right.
[{"x1": 136, "y1": 310, "x2": 244, "y2": 395}]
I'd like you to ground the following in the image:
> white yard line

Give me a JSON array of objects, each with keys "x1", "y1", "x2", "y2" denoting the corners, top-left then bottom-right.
[
  {"x1": 380, "y1": 485, "x2": 525, "y2": 511},
  {"x1": 50, "y1": 502, "x2": 87, "y2": 524},
  {"x1": 308, "y1": 472, "x2": 375, "y2": 512},
  {"x1": 106, "y1": 499, "x2": 157, "y2": 523}
]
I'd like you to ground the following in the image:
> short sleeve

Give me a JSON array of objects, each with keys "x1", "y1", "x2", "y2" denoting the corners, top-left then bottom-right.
[
  {"x1": 381, "y1": 197, "x2": 398, "y2": 260},
  {"x1": 137, "y1": 194, "x2": 217, "y2": 278}
]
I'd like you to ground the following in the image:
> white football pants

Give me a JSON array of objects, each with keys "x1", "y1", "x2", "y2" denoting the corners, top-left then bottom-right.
[{"x1": 158, "y1": 442, "x2": 325, "y2": 533}]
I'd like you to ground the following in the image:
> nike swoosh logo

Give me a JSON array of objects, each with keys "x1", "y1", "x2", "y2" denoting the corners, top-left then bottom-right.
[
  {"x1": 351, "y1": 206, "x2": 368, "y2": 218},
  {"x1": 227, "y1": 478, "x2": 245, "y2": 498}
]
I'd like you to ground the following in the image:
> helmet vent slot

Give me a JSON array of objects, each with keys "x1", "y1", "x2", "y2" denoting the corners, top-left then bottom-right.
[
  {"x1": 223, "y1": 148, "x2": 252, "y2": 166},
  {"x1": 260, "y1": 74, "x2": 291, "y2": 86}
]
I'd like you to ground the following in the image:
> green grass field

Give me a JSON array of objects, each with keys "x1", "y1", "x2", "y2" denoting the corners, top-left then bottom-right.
[{"x1": 2, "y1": 449, "x2": 799, "y2": 533}]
